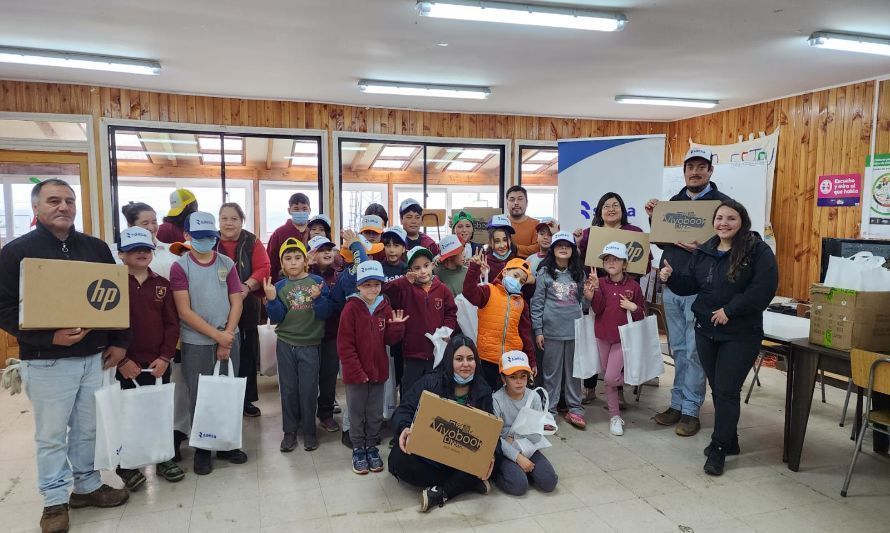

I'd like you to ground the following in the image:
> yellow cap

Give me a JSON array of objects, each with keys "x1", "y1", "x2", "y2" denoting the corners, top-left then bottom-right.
[
  {"x1": 167, "y1": 189, "x2": 197, "y2": 217},
  {"x1": 279, "y1": 237, "x2": 307, "y2": 260}
]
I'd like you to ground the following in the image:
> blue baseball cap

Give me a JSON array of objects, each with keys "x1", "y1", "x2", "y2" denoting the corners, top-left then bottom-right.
[
  {"x1": 186, "y1": 211, "x2": 220, "y2": 240},
  {"x1": 118, "y1": 226, "x2": 156, "y2": 252},
  {"x1": 381, "y1": 226, "x2": 408, "y2": 246},
  {"x1": 357, "y1": 260, "x2": 385, "y2": 284}
]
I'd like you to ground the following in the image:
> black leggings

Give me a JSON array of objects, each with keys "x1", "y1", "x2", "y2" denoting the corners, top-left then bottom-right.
[
  {"x1": 696, "y1": 333, "x2": 761, "y2": 449},
  {"x1": 388, "y1": 445, "x2": 479, "y2": 500},
  {"x1": 480, "y1": 360, "x2": 502, "y2": 391}
]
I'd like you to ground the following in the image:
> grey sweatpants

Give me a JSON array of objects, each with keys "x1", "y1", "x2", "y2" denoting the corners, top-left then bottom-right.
[
  {"x1": 494, "y1": 451, "x2": 558, "y2": 496},
  {"x1": 181, "y1": 339, "x2": 241, "y2": 425},
  {"x1": 345, "y1": 382, "x2": 385, "y2": 449},
  {"x1": 543, "y1": 339, "x2": 583, "y2": 416},
  {"x1": 277, "y1": 340, "x2": 320, "y2": 437}
]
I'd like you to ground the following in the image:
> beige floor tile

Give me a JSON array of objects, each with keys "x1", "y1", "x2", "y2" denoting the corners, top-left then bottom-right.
[
  {"x1": 259, "y1": 487, "x2": 328, "y2": 527},
  {"x1": 559, "y1": 470, "x2": 638, "y2": 506},
  {"x1": 645, "y1": 487, "x2": 733, "y2": 531},
  {"x1": 321, "y1": 477, "x2": 391, "y2": 515},
  {"x1": 590, "y1": 497, "x2": 678, "y2": 532},
  {"x1": 742, "y1": 508, "x2": 830, "y2": 533},
  {"x1": 117, "y1": 506, "x2": 192, "y2": 532},
  {"x1": 473, "y1": 516, "x2": 545, "y2": 532},
  {"x1": 608, "y1": 464, "x2": 686, "y2": 498},
  {"x1": 328, "y1": 511, "x2": 403, "y2": 533},
  {"x1": 392, "y1": 505, "x2": 473, "y2": 532},
  {"x1": 533, "y1": 507, "x2": 615, "y2": 532},
  {"x1": 451, "y1": 493, "x2": 531, "y2": 527},
  {"x1": 189, "y1": 497, "x2": 261, "y2": 533},
  {"x1": 261, "y1": 517, "x2": 332, "y2": 533},
  {"x1": 68, "y1": 517, "x2": 119, "y2": 532}
]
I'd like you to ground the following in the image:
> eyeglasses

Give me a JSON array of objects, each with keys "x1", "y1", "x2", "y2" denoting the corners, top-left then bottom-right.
[{"x1": 602, "y1": 203, "x2": 621, "y2": 210}]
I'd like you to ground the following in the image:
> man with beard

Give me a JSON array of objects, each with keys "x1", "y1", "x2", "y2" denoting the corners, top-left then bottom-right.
[
  {"x1": 505, "y1": 186, "x2": 540, "y2": 259},
  {"x1": 645, "y1": 147, "x2": 731, "y2": 438}
]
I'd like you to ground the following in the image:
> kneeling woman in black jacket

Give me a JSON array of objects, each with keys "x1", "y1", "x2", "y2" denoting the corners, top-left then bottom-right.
[
  {"x1": 389, "y1": 334, "x2": 495, "y2": 512},
  {"x1": 660, "y1": 199, "x2": 778, "y2": 476}
]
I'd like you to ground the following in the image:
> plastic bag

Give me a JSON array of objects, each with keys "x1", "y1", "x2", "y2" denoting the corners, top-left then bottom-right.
[
  {"x1": 189, "y1": 360, "x2": 246, "y2": 451},
  {"x1": 620, "y1": 310, "x2": 664, "y2": 386},
  {"x1": 426, "y1": 326, "x2": 455, "y2": 368},
  {"x1": 454, "y1": 294, "x2": 478, "y2": 342},
  {"x1": 258, "y1": 321, "x2": 278, "y2": 376},
  {"x1": 824, "y1": 252, "x2": 890, "y2": 291}
]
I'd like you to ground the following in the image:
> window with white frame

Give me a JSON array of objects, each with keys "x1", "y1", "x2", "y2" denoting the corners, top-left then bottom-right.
[
  {"x1": 392, "y1": 185, "x2": 499, "y2": 238},
  {"x1": 0, "y1": 176, "x2": 84, "y2": 246},
  {"x1": 260, "y1": 182, "x2": 321, "y2": 242},
  {"x1": 341, "y1": 183, "x2": 387, "y2": 232},
  {"x1": 524, "y1": 185, "x2": 559, "y2": 220}
]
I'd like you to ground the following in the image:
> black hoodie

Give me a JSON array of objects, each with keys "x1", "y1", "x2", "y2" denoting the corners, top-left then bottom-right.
[{"x1": 669, "y1": 233, "x2": 778, "y2": 341}]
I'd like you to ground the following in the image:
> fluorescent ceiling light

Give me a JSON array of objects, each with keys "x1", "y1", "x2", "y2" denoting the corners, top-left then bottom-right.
[
  {"x1": 447, "y1": 161, "x2": 477, "y2": 171},
  {"x1": 615, "y1": 95, "x2": 719, "y2": 109},
  {"x1": 198, "y1": 137, "x2": 243, "y2": 151},
  {"x1": 527, "y1": 151, "x2": 557, "y2": 163},
  {"x1": 808, "y1": 31, "x2": 890, "y2": 57},
  {"x1": 380, "y1": 146, "x2": 418, "y2": 158},
  {"x1": 0, "y1": 45, "x2": 160, "y2": 75},
  {"x1": 114, "y1": 133, "x2": 142, "y2": 148},
  {"x1": 522, "y1": 163, "x2": 543, "y2": 173},
  {"x1": 458, "y1": 148, "x2": 496, "y2": 160},
  {"x1": 372, "y1": 160, "x2": 407, "y2": 169},
  {"x1": 358, "y1": 79, "x2": 490, "y2": 100},
  {"x1": 202, "y1": 153, "x2": 242, "y2": 164},
  {"x1": 416, "y1": 0, "x2": 626, "y2": 32},
  {"x1": 293, "y1": 142, "x2": 318, "y2": 154},
  {"x1": 288, "y1": 156, "x2": 318, "y2": 166},
  {"x1": 115, "y1": 151, "x2": 148, "y2": 161}
]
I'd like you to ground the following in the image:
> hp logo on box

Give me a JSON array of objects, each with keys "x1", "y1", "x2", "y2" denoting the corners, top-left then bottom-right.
[{"x1": 86, "y1": 279, "x2": 121, "y2": 311}]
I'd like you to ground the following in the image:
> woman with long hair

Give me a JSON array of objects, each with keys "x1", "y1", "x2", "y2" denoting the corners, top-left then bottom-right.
[{"x1": 660, "y1": 199, "x2": 778, "y2": 476}]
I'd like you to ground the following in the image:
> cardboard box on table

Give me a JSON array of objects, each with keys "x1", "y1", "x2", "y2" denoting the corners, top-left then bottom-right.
[
  {"x1": 457, "y1": 207, "x2": 502, "y2": 246},
  {"x1": 584, "y1": 226, "x2": 651, "y2": 275},
  {"x1": 649, "y1": 200, "x2": 721, "y2": 244},
  {"x1": 809, "y1": 284, "x2": 890, "y2": 351},
  {"x1": 19, "y1": 258, "x2": 130, "y2": 329},
  {"x1": 406, "y1": 390, "x2": 503, "y2": 478}
]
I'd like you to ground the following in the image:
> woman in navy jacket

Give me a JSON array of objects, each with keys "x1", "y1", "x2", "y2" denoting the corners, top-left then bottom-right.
[{"x1": 660, "y1": 199, "x2": 778, "y2": 477}]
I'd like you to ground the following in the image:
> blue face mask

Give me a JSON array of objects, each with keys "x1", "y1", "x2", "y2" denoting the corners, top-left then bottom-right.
[
  {"x1": 453, "y1": 373, "x2": 474, "y2": 385},
  {"x1": 291, "y1": 211, "x2": 310, "y2": 225},
  {"x1": 191, "y1": 237, "x2": 217, "y2": 254},
  {"x1": 491, "y1": 249, "x2": 511, "y2": 261},
  {"x1": 503, "y1": 275, "x2": 522, "y2": 294}
]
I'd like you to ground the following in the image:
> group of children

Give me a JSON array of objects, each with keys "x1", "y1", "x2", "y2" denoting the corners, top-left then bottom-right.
[{"x1": 114, "y1": 192, "x2": 648, "y2": 496}]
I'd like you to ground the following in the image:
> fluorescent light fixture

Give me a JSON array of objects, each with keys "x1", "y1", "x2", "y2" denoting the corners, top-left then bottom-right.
[
  {"x1": 615, "y1": 95, "x2": 719, "y2": 109},
  {"x1": 808, "y1": 31, "x2": 890, "y2": 57},
  {"x1": 358, "y1": 79, "x2": 490, "y2": 100},
  {"x1": 416, "y1": 0, "x2": 626, "y2": 32},
  {"x1": 372, "y1": 160, "x2": 408, "y2": 169},
  {"x1": 380, "y1": 146, "x2": 418, "y2": 158},
  {"x1": 447, "y1": 161, "x2": 477, "y2": 172},
  {"x1": 288, "y1": 156, "x2": 318, "y2": 166},
  {"x1": 0, "y1": 45, "x2": 160, "y2": 75},
  {"x1": 292, "y1": 141, "x2": 318, "y2": 154},
  {"x1": 521, "y1": 163, "x2": 543, "y2": 173}
]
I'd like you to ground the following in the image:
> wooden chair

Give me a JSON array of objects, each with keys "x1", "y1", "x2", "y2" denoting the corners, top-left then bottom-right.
[{"x1": 840, "y1": 349, "x2": 890, "y2": 497}]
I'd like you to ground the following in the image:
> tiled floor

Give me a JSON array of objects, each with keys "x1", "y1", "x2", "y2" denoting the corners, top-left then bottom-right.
[{"x1": 1, "y1": 362, "x2": 889, "y2": 532}]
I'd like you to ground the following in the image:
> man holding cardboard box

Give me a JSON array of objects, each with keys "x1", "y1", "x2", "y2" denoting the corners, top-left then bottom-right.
[
  {"x1": 645, "y1": 148, "x2": 730, "y2": 437},
  {"x1": 0, "y1": 179, "x2": 131, "y2": 533}
]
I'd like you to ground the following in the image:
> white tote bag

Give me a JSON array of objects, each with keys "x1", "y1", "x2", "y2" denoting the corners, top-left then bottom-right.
[
  {"x1": 382, "y1": 346, "x2": 398, "y2": 420},
  {"x1": 823, "y1": 252, "x2": 890, "y2": 291},
  {"x1": 573, "y1": 313, "x2": 602, "y2": 379},
  {"x1": 454, "y1": 294, "x2": 478, "y2": 342},
  {"x1": 511, "y1": 388, "x2": 552, "y2": 455},
  {"x1": 189, "y1": 360, "x2": 247, "y2": 451},
  {"x1": 118, "y1": 374, "x2": 175, "y2": 469},
  {"x1": 619, "y1": 310, "x2": 664, "y2": 386},
  {"x1": 94, "y1": 368, "x2": 122, "y2": 471},
  {"x1": 258, "y1": 321, "x2": 278, "y2": 376}
]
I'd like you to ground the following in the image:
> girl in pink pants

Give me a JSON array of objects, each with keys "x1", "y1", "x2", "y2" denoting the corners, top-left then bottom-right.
[{"x1": 590, "y1": 242, "x2": 646, "y2": 436}]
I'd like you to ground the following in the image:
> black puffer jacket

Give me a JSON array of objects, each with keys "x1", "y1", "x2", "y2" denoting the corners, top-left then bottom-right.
[
  {"x1": 392, "y1": 370, "x2": 494, "y2": 437},
  {"x1": 669, "y1": 233, "x2": 778, "y2": 341}
]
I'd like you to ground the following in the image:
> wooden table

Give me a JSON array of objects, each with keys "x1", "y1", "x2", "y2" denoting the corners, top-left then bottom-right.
[{"x1": 783, "y1": 340, "x2": 862, "y2": 472}]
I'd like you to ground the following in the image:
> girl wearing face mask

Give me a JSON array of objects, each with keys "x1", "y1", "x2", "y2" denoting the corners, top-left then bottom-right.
[
  {"x1": 389, "y1": 335, "x2": 496, "y2": 513},
  {"x1": 462, "y1": 250, "x2": 537, "y2": 390},
  {"x1": 485, "y1": 218, "x2": 518, "y2": 281}
]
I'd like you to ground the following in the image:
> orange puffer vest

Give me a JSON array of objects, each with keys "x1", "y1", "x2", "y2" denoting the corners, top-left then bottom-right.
[{"x1": 476, "y1": 283, "x2": 524, "y2": 365}]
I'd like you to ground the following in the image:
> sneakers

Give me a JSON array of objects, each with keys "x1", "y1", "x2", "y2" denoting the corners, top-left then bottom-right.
[
  {"x1": 217, "y1": 449, "x2": 248, "y2": 464},
  {"x1": 280, "y1": 432, "x2": 298, "y2": 453},
  {"x1": 564, "y1": 412, "x2": 587, "y2": 430},
  {"x1": 333, "y1": 399, "x2": 342, "y2": 414},
  {"x1": 303, "y1": 434, "x2": 319, "y2": 452},
  {"x1": 653, "y1": 407, "x2": 682, "y2": 426},
  {"x1": 68, "y1": 484, "x2": 129, "y2": 509},
  {"x1": 319, "y1": 417, "x2": 340, "y2": 433},
  {"x1": 156, "y1": 460, "x2": 185, "y2": 482},
  {"x1": 193, "y1": 449, "x2": 212, "y2": 476},
  {"x1": 115, "y1": 467, "x2": 146, "y2": 492},
  {"x1": 420, "y1": 485, "x2": 447, "y2": 512},
  {"x1": 341, "y1": 430, "x2": 352, "y2": 449},
  {"x1": 40, "y1": 503, "x2": 68, "y2": 533},
  {"x1": 543, "y1": 423, "x2": 558, "y2": 433},
  {"x1": 704, "y1": 446, "x2": 726, "y2": 476},
  {"x1": 610, "y1": 416, "x2": 625, "y2": 436},
  {"x1": 352, "y1": 448, "x2": 369, "y2": 475},
  {"x1": 704, "y1": 441, "x2": 740, "y2": 457},
  {"x1": 243, "y1": 403, "x2": 261, "y2": 417},
  {"x1": 367, "y1": 446, "x2": 384, "y2": 472},
  {"x1": 676, "y1": 415, "x2": 701, "y2": 437}
]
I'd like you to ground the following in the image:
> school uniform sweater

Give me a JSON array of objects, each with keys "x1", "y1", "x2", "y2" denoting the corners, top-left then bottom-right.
[
  {"x1": 590, "y1": 274, "x2": 646, "y2": 344},
  {"x1": 123, "y1": 269, "x2": 179, "y2": 365},
  {"x1": 337, "y1": 295, "x2": 405, "y2": 384},
  {"x1": 383, "y1": 276, "x2": 457, "y2": 361}
]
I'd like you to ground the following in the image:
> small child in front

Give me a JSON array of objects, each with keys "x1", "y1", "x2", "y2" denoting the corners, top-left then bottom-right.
[
  {"x1": 338, "y1": 261, "x2": 408, "y2": 474},
  {"x1": 492, "y1": 351, "x2": 558, "y2": 496}
]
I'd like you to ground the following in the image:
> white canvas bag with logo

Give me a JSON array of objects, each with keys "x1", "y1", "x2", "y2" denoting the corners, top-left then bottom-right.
[
  {"x1": 118, "y1": 374, "x2": 175, "y2": 469},
  {"x1": 619, "y1": 310, "x2": 664, "y2": 386},
  {"x1": 94, "y1": 368, "x2": 123, "y2": 470},
  {"x1": 189, "y1": 359, "x2": 246, "y2": 451}
]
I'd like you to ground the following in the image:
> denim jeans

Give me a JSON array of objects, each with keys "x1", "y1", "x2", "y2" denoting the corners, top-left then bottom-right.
[
  {"x1": 21, "y1": 353, "x2": 104, "y2": 506},
  {"x1": 663, "y1": 287, "x2": 706, "y2": 416}
]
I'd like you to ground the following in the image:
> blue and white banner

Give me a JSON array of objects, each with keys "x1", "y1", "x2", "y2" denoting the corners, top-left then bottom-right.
[{"x1": 557, "y1": 135, "x2": 665, "y2": 236}]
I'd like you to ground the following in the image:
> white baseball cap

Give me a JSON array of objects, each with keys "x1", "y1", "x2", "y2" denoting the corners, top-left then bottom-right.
[
  {"x1": 307, "y1": 235, "x2": 335, "y2": 252},
  {"x1": 118, "y1": 226, "x2": 156, "y2": 252},
  {"x1": 399, "y1": 198, "x2": 423, "y2": 216},
  {"x1": 356, "y1": 260, "x2": 385, "y2": 284},
  {"x1": 684, "y1": 147, "x2": 713, "y2": 165},
  {"x1": 308, "y1": 213, "x2": 332, "y2": 230},
  {"x1": 359, "y1": 215, "x2": 384, "y2": 234},
  {"x1": 550, "y1": 231, "x2": 575, "y2": 247},
  {"x1": 438, "y1": 234, "x2": 464, "y2": 260},
  {"x1": 381, "y1": 226, "x2": 408, "y2": 246},
  {"x1": 487, "y1": 214, "x2": 515, "y2": 234},
  {"x1": 599, "y1": 241, "x2": 629, "y2": 260},
  {"x1": 500, "y1": 350, "x2": 532, "y2": 375},
  {"x1": 535, "y1": 217, "x2": 558, "y2": 232},
  {"x1": 185, "y1": 211, "x2": 219, "y2": 239}
]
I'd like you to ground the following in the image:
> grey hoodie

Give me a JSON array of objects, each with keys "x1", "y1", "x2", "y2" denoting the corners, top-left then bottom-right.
[{"x1": 530, "y1": 267, "x2": 588, "y2": 340}]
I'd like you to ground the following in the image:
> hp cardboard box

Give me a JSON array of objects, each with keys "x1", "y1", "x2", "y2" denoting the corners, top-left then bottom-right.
[
  {"x1": 584, "y1": 226, "x2": 651, "y2": 275},
  {"x1": 407, "y1": 390, "x2": 503, "y2": 478},
  {"x1": 649, "y1": 200, "x2": 721, "y2": 244},
  {"x1": 458, "y1": 207, "x2": 502, "y2": 245},
  {"x1": 809, "y1": 284, "x2": 890, "y2": 351},
  {"x1": 19, "y1": 258, "x2": 130, "y2": 330}
]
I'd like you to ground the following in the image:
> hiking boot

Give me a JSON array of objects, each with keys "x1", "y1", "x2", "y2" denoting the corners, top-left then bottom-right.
[
  {"x1": 564, "y1": 412, "x2": 587, "y2": 430},
  {"x1": 68, "y1": 484, "x2": 129, "y2": 509},
  {"x1": 40, "y1": 503, "x2": 69, "y2": 533},
  {"x1": 421, "y1": 485, "x2": 448, "y2": 512},
  {"x1": 303, "y1": 434, "x2": 319, "y2": 452},
  {"x1": 341, "y1": 430, "x2": 352, "y2": 449},
  {"x1": 115, "y1": 467, "x2": 146, "y2": 492},
  {"x1": 193, "y1": 449, "x2": 212, "y2": 475},
  {"x1": 319, "y1": 417, "x2": 340, "y2": 433},
  {"x1": 156, "y1": 460, "x2": 185, "y2": 482},
  {"x1": 243, "y1": 403, "x2": 261, "y2": 417},
  {"x1": 352, "y1": 448, "x2": 369, "y2": 475},
  {"x1": 704, "y1": 441, "x2": 740, "y2": 457},
  {"x1": 366, "y1": 446, "x2": 384, "y2": 472},
  {"x1": 676, "y1": 415, "x2": 701, "y2": 437},
  {"x1": 704, "y1": 447, "x2": 726, "y2": 476},
  {"x1": 217, "y1": 449, "x2": 248, "y2": 464},
  {"x1": 280, "y1": 432, "x2": 298, "y2": 453},
  {"x1": 653, "y1": 407, "x2": 682, "y2": 426}
]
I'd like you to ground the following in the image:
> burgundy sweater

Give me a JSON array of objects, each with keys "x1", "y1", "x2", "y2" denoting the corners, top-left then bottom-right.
[
  {"x1": 337, "y1": 296, "x2": 405, "y2": 384},
  {"x1": 122, "y1": 270, "x2": 180, "y2": 366},
  {"x1": 383, "y1": 276, "x2": 456, "y2": 361},
  {"x1": 591, "y1": 274, "x2": 646, "y2": 344}
]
